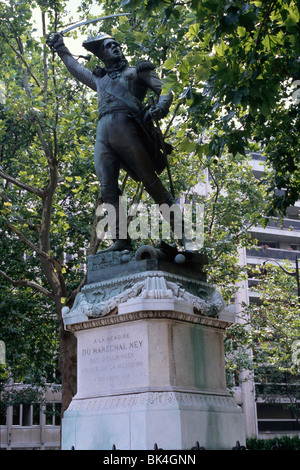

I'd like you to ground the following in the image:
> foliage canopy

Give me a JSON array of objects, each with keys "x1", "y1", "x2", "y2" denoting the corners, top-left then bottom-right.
[{"x1": 0, "y1": 0, "x2": 299, "y2": 409}]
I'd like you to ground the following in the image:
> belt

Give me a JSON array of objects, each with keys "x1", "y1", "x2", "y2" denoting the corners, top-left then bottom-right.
[{"x1": 98, "y1": 108, "x2": 129, "y2": 120}]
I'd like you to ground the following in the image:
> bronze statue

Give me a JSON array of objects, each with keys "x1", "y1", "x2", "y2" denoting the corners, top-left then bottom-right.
[{"x1": 47, "y1": 32, "x2": 188, "y2": 251}]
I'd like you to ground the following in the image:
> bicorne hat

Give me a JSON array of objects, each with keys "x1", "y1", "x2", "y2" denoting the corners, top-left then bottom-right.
[{"x1": 82, "y1": 33, "x2": 116, "y2": 55}]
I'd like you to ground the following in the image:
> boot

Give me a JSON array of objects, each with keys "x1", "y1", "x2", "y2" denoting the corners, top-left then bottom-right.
[
  {"x1": 145, "y1": 178, "x2": 195, "y2": 250},
  {"x1": 97, "y1": 193, "x2": 132, "y2": 252},
  {"x1": 100, "y1": 238, "x2": 132, "y2": 252}
]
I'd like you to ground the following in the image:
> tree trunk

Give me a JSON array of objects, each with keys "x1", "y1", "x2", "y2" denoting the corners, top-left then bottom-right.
[{"x1": 59, "y1": 320, "x2": 77, "y2": 414}]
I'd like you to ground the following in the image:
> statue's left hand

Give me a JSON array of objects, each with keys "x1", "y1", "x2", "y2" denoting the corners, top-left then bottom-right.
[{"x1": 149, "y1": 105, "x2": 164, "y2": 121}]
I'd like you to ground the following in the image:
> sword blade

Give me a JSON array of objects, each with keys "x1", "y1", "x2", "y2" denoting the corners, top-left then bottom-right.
[{"x1": 61, "y1": 13, "x2": 131, "y2": 35}]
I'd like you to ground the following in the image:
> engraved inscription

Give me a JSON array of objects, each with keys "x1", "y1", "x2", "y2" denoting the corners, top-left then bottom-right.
[{"x1": 77, "y1": 325, "x2": 148, "y2": 395}]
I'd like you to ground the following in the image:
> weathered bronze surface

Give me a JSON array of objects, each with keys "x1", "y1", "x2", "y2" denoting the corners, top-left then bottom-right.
[{"x1": 47, "y1": 33, "x2": 186, "y2": 252}]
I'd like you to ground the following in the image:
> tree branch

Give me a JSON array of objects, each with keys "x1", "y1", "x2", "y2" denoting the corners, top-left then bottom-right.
[
  {"x1": 164, "y1": 102, "x2": 181, "y2": 138},
  {"x1": 5, "y1": 220, "x2": 68, "y2": 299},
  {"x1": 0, "y1": 269, "x2": 53, "y2": 299},
  {"x1": 207, "y1": 167, "x2": 220, "y2": 236},
  {"x1": 0, "y1": 168, "x2": 45, "y2": 199},
  {"x1": 0, "y1": 193, "x2": 40, "y2": 232},
  {"x1": 0, "y1": 191, "x2": 9, "y2": 203},
  {"x1": 0, "y1": 28, "x2": 41, "y2": 89},
  {"x1": 41, "y1": 11, "x2": 48, "y2": 96},
  {"x1": 0, "y1": 20, "x2": 54, "y2": 165},
  {"x1": 255, "y1": 0, "x2": 277, "y2": 49},
  {"x1": 4, "y1": 221, "x2": 59, "y2": 267}
]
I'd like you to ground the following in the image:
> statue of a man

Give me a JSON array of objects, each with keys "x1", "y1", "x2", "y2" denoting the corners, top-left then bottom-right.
[{"x1": 47, "y1": 32, "x2": 186, "y2": 251}]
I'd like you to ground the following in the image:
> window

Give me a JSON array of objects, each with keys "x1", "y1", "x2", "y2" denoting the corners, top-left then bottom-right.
[
  {"x1": 13, "y1": 404, "x2": 21, "y2": 425},
  {"x1": 290, "y1": 244, "x2": 300, "y2": 251},
  {"x1": 0, "y1": 406, "x2": 6, "y2": 425},
  {"x1": 12, "y1": 403, "x2": 40, "y2": 426},
  {"x1": 22, "y1": 403, "x2": 31, "y2": 426},
  {"x1": 45, "y1": 403, "x2": 61, "y2": 426},
  {"x1": 257, "y1": 403, "x2": 300, "y2": 432},
  {"x1": 32, "y1": 404, "x2": 40, "y2": 425},
  {"x1": 257, "y1": 241, "x2": 280, "y2": 249}
]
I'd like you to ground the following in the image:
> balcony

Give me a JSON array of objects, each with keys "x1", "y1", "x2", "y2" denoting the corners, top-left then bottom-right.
[
  {"x1": 246, "y1": 246, "x2": 300, "y2": 263},
  {"x1": 248, "y1": 217, "x2": 300, "y2": 247},
  {"x1": 265, "y1": 218, "x2": 300, "y2": 231}
]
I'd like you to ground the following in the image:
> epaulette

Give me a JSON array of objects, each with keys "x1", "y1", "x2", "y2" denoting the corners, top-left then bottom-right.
[{"x1": 136, "y1": 59, "x2": 155, "y2": 73}]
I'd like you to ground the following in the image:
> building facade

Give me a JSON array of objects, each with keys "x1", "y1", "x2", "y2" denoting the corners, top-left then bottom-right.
[
  {"x1": 234, "y1": 152, "x2": 300, "y2": 439},
  {"x1": 0, "y1": 384, "x2": 61, "y2": 450}
]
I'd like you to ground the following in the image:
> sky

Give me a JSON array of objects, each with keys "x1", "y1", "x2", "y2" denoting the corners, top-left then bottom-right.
[{"x1": 32, "y1": 0, "x2": 101, "y2": 55}]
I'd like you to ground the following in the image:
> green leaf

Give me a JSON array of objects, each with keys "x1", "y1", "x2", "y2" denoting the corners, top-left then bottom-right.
[
  {"x1": 163, "y1": 55, "x2": 177, "y2": 70},
  {"x1": 185, "y1": 23, "x2": 199, "y2": 40}
]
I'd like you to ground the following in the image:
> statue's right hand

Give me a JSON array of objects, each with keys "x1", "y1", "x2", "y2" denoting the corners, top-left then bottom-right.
[{"x1": 46, "y1": 32, "x2": 64, "y2": 50}]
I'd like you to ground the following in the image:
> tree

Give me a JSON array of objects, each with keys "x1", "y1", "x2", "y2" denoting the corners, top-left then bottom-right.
[
  {"x1": 1, "y1": 0, "x2": 299, "y2": 416},
  {"x1": 0, "y1": 282, "x2": 60, "y2": 411},
  {"x1": 105, "y1": 0, "x2": 300, "y2": 214},
  {"x1": 0, "y1": 0, "x2": 103, "y2": 411},
  {"x1": 225, "y1": 262, "x2": 300, "y2": 419}
]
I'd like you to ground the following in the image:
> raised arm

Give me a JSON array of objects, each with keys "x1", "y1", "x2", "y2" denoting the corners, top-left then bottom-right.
[{"x1": 47, "y1": 33, "x2": 97, "y2": 92}]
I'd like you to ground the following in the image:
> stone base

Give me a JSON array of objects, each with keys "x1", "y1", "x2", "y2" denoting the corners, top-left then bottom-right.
[
  {"x1": 62, "y1": 391, "x2": 244, "y2": 450},
  {"x1": 62, "y1": 310, "x2": 245, "y2": 450}
]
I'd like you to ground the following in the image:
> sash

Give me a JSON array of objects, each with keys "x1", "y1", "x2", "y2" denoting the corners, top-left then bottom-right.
[{"x1": 97, "y1": 74, "x2": 144, "y2": 116}]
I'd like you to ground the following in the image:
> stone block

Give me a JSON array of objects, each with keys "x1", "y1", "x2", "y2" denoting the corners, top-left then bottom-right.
[
  {"x1": 62, "y1": 249, "x2": 245, "y2": 450},
  {"x1": 62, "y1": 311, "x2": 245, "y2": 450}
]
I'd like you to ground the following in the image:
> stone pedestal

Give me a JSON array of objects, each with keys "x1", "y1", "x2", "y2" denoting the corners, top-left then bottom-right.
[{"x1": 61, "y1": 247, "x2": 245, "y2": 450}]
